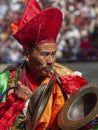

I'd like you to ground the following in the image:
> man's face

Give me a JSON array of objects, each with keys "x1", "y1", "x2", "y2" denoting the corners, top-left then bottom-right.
[{"x1": 25, "y1": 42, "x2": 57, "y2": 77}]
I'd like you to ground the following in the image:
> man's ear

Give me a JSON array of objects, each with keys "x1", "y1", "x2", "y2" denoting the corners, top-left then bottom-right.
[{"x1": 23, "y1": 49, "x2": 29, "y2": 61}]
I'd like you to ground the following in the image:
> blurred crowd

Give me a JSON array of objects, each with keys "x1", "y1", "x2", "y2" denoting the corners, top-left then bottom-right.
[{"x1": 0, "y1": 0, "x2": 98, "y2": 64}]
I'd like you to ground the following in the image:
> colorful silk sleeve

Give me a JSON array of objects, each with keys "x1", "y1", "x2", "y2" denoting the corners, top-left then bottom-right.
[
  {"x1": 0, "y1": 71, "x2": 9, "y2": 102},
  {"x1": 60, "y1": 75, "x2": 88, "y2": 96}
]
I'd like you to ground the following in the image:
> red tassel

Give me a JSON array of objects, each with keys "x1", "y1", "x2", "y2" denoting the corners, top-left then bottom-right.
[{"x1": 0, "y1": 93, "x2": 25, "y2": 130}]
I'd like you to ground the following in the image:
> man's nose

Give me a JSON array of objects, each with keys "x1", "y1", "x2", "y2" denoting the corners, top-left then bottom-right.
[{"x1": 46, "y1": 55, "x2": 54, "y2": 64}]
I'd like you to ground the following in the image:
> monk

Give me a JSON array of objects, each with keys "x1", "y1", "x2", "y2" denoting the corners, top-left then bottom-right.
[{"x1": 0, "y1": 0, "x2": 88, "y2": 130}]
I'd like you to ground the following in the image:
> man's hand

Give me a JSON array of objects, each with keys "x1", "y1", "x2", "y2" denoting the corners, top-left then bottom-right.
[{"x1": 15, "y1": 81, "x2": 33, "y2": 100}]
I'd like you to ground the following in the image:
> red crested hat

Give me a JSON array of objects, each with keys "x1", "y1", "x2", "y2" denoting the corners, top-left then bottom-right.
[{"x1": 10, "y1": 0, "x2": 63, "y2": 48}]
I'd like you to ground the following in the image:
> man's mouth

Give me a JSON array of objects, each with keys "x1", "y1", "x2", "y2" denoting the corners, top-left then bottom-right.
[{"x1": 43, "y1": 67, "x2": 52, "y2": 73}]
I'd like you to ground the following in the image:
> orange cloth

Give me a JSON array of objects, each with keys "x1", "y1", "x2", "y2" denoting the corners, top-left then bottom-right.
[
  {"x1": 37, "y1": 83, "x2": 65, "y2": 130},
  {"x1": 10, "y1": 21, "x2": 20, "y2": 35},
  {"x1": 25, "y1": 71, "x2": 38, "y2": 92},
  {"x1": 26, "y1": 74, "x2": 65, "y2": 130},
  {"x1": 22, "y1": 0, "x2": 28, "y2": 4}
]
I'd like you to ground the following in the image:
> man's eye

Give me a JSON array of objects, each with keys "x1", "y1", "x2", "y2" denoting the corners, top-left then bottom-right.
[
  {"x1": 40, "y1": 52, "x2": 48, "y2": 56},
  {"x1": 52, "y1": 52, "x2": 56, "y2": 56},
  {"x1": 40, "y1": 52, "x2": 56, "y2": 57}
]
